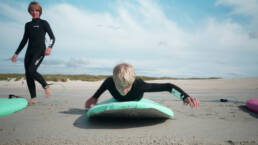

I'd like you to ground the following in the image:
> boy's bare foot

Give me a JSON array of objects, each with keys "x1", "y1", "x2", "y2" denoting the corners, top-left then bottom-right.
[
  {"x1": 30, "y1": 98, "x2": 38, "y2": 104},
  {"x1": 45, "y1": 86, "x2": 51, "y2": 97}
]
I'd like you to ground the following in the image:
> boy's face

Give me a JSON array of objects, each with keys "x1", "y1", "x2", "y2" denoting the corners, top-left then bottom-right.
[
  {"x1": 30, "y1": 8, "x2": 40, "y2": 19},
  {"x1": 115, "y1": 83, "x2": 132, "y2": 96},
  {"x1": 117, "y1": 86, "x2": 132, "y2": 96}
]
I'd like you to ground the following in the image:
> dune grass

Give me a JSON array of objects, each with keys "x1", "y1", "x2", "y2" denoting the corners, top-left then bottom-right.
[
  {"x1": 0, "y1": 74, "x2": 24, "y2": 81},
  {"x1": 0, "y1": 73, "x2": 221, "y2": 82}
]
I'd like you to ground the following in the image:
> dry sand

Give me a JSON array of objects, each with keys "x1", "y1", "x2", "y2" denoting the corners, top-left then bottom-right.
[{"x1": 0, "y1": 78, "x2": 258, "y2": 145}]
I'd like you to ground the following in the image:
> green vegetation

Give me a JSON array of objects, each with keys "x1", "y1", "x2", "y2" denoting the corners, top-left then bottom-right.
[
  {"x1": 0, "y1": 74, "x2": 109, "y2": 82},
  {"x1": 0, "y1": 74, "x2": 24, "y2": 81},
  {"x1": 43, "y1": 74, "x2": 109, "y2": 82},
  {"x1": 0, "y1": 73, "x2": 221, "y2": 82}
]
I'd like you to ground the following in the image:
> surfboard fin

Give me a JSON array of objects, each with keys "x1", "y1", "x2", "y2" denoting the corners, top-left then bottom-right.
[{"x1": 8, "y1": 94, "x2": 24, "y2": 99}]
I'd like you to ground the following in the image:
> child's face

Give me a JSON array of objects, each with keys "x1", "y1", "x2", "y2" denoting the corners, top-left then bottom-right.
[
  {"x1": 30, "y1": 8, "x2": 40, "y2": 19},
  {"x1": 115, "y1": 85, "x2": 132, "y2": 96}
]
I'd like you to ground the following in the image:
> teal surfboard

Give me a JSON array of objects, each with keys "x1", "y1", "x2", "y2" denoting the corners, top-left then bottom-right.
[
  {"x1": 0, "y1": 97, "x2": 28, "y2": 117},
  {"x1": 87, "y1": 98, "x2": 174, "y2": 119}
]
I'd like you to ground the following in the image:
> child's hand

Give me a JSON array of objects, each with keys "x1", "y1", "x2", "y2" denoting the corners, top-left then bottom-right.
[
  {"x1": 184, "y1": 97, "x2": 199, "y2": 108},
  {"x1": 45, "y1": 47, "x2": 52, "y2": 56},
  {"x1": 11, "y1": 54, "x2": 17, "y2": 63},
  {"x1": 85, "y1": 97, "x2": 97, "y2": 110}
]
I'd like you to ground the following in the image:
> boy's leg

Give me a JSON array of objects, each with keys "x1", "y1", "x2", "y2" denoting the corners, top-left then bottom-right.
[
  {"x1": 26, "y1": 53, "x2": 50, "y2": 98},
  {"x1": 25, "y1": 71, "x2": 37, "y2": 98},
  {"x1": 25, "y1": 55, "x2": 38, "y2": 103},
  {"x1": 32, "y1": 55, "x2": 48, "y2": 88},
  {"x1": 32, "y1": 54, "x2": 51, "y2": 96}
]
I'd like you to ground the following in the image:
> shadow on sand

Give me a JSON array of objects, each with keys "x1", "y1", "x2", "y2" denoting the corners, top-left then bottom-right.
[
  {"x1": 60, "y1": 108, "x2": 169, "y2": 129},
  {"x1": 200, "y1": 99, "x2": 258, "y2": 119},
  {"x1": 238, "y1": 105, "x2": 258, "y2": 119}
]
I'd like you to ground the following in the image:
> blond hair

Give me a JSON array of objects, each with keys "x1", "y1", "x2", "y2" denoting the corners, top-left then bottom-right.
[
  {"x1": 28, "y1": 1, "x2": 42, "y2": 16},
  {"x1": 113, "y1": 63, "x2": 136, "y2": 89}
]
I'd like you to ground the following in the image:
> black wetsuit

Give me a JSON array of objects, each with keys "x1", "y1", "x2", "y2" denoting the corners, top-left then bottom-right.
[
  {"x1": 15, "y1": 18, "x2": 55, "y2": 98},
  {"x1": 92, "y1": 77, "x2": 190, "y2": 102}
]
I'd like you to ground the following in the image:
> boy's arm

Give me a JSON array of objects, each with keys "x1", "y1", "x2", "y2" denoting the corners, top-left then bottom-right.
[
  {"x1": 44, "y1": 20, "x2": 55, "y2": 56},
  {"x1": 141, "y1": 81, "x2": 199, "y2": 108},
  {"x1": 85, "y1": 78, "x2": 109, "y2": 109},
  {"x1": 44, "y1": 20, "x2": 55, "y2": 49},
  {"x1": 140, "y1": 80, "x2": 190, "y2": 101},
  {"x1": 15, "y1": 23, "x2": 29, "y2": 55},
  {"x1": 85, "y1": 97, "x2": 97, "y2": 110},
  {"x1": 170, "y1": 84, "x2": 190, "y2": 101}
]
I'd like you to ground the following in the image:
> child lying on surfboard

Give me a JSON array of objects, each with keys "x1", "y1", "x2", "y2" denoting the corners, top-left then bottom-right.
[{"x1": 85, "y1": 63, "x2": 199, "y2": 109}]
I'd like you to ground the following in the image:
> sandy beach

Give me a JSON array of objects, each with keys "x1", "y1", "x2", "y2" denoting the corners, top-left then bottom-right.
[{"x1": 0, "y1": 78, "x2": 258, "y2": 145}]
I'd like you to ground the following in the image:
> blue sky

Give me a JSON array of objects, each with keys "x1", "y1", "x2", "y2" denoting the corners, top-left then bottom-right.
[{"x1": 0, "y1": 0, "x2": 258, "y2": 78}]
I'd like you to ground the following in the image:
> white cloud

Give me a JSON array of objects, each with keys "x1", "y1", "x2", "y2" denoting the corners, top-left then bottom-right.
[
  {"x1": 216, "y1": 0, "x2": 258, "y2": 18},
  {"x1": 216, "y1": 0, "x2": 258, "y2": 30},
  {"x1": 0, "y1": 2, "x2": 28, "y2": 23},
  {"x1": 44, "y1": 2, "x2": 189, "y2": 54},
  {"x1": 0, "y1": 0, "x2": 258, "y2": 78},
  {"x1": 66, "y1": 57, "x2": 89, "y2": 68}
]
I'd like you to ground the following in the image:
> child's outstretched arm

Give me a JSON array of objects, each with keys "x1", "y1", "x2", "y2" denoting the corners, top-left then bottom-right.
[
  {"x1": 183, "y1": 96, "x2": 199, "y2": 108},
  {"x1": 170, "y1": 86, "x2": 199, "y2": 108},
  {"x1": 85, "y1": 97, "x2": 97, "y2": 110},
  {"x1": 84, "y1": 78, "x2": 110, "y2": 109},
  {"x1": 141, "y1": 80, "x2": 199, "y2": 108}
]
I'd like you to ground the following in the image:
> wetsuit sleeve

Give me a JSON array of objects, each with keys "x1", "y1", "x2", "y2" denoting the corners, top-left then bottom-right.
[
  {"x1": 15, "y1": 23, "x2": 29, "y2": 55},
  {"x1": 44, "y1": 21, "x2": 55, "y2": 48},
  {"x1": 92, "y1": 78, "x2": 109, "y2": 99},
  {"x1": 140, "y1": 80, "x2": 190, "y2": 101}
]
